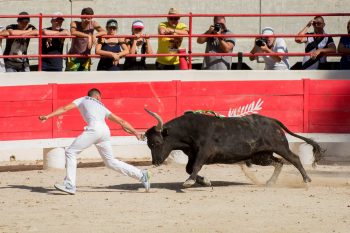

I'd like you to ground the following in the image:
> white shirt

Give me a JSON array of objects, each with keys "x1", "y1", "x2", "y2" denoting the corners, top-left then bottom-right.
[
  {"x1": 261, "y1": 38, "x2": 289, "y2": 70},
  {"x1": 73, "y1": 96, "x2": 111, "y2": 125}
]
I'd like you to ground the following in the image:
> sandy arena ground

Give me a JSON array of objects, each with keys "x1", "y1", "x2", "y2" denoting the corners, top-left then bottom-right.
[{"x1": 0, "y1": 162, "x2": 349, "y2": 233}]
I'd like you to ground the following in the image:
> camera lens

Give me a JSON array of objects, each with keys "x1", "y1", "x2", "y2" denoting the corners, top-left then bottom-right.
[{"x1": 213, "y1": 23, "x2": 221, "y2": 32}]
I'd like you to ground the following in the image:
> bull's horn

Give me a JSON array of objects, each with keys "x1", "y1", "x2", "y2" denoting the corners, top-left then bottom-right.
[{"x1": 145, "y1": 108, "x2": 163, "y2": 132}]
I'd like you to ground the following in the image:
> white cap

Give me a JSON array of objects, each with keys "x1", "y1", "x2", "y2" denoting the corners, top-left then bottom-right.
[
  {"x1": 132, "y1": 20, "x2": 144, "y2": 29},
  {"x1": 262, "y1": 27, "x2": 274, "y2": 35},
  {"x1": 52, "y1": 12, "x2": 64, "y2": 20}
]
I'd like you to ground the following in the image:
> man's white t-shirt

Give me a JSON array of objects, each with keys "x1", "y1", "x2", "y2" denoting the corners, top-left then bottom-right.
[
  {"x1": 261, "y1": 38, "x2": 290, "y2": 70},
  {"x1": 73, "y1": 96, "x2": 111, "y2": 125}
]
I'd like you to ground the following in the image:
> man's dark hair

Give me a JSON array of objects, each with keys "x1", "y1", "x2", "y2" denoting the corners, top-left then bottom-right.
[
  {"x1": 17, "y1": 11, "x2": 30, "y2": 22},
  {"x1": 314, "y1": 16, "x2": 325, "y2": 23},
  {"x1": 81, "y1": 7, "x2": 94, "y2": 15},
  {"x1": 87, "y1": 88, "x2": 101, "y2": 97}
]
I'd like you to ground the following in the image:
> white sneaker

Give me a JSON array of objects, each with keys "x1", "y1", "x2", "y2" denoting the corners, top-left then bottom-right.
[
  {"x1": 140, "y1": 170, "x2": 151, "y2": 192},
  {"x1": 54, "y1": 183, "x2": 76, "y2": 195}
]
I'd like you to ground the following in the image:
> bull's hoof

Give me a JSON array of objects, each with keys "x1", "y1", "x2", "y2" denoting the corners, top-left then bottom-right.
[
  {"x1": 303, "y1": 176, "x2": 312, "y2": 183},
  {"x1": 196, "y1": 176, "x2": 212, "y2": 186},
  {"x1": 266, "y1": 180, "x2": 277, "y2": 187},
  {"x1": 183, "y1": 179, "x2": 196, "y2": 188}
]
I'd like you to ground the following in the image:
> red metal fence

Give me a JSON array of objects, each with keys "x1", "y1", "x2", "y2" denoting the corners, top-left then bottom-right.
[{"x1": 0, "y1": 12, "x2": 349, "y2": 70}]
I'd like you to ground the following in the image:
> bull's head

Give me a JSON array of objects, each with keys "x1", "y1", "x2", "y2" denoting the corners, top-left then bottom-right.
[{"x1": 144, "y1": 108, "x2": 172, "y2": 166}]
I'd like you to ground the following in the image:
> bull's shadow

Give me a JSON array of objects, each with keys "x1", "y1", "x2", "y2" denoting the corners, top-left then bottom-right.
[{"x1": 102, "y1": 180, "x2": 251, "y2": 193}]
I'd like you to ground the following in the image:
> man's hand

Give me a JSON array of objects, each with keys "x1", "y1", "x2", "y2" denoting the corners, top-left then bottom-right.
[
  {"x1": 310, "y1": 49, "x2": 322, "y2": 59},
  {"x1": 260, "y1": 43, "x2": 269, "y2": 52},
  {"x1": 135, "y1": 132, "x2": 146, "y2": 141},
  {"x1": 306, "y1": 19, "x2": 314, "y2": 28},
  {"x1": 39, "y1": 115, "x2": 48, "y2": 122}
]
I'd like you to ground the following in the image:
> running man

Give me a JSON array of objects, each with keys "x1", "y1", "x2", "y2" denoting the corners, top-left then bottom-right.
[{"x1": 39, "y1": 88, "x2": 150, "y2": 194}]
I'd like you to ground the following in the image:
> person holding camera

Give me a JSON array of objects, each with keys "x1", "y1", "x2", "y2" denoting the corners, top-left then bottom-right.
[
  {"x1": 197, "y1": 16, "x2": 235, "y2": 70},
  {"x1": 249, "y1": 27, "x2": 289, "y2": 70},
  {"x1": 295, "y1": 16, "x2": 336, "y2": 70}
]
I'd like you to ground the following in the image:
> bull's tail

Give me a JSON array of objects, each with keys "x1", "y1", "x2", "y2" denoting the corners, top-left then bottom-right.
[{"x1": 273, "y1": 119, "x2": 323, "y2": 167}]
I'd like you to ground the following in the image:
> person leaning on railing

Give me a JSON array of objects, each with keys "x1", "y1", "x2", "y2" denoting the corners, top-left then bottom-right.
[
  {"x1": 123, "y1": 20, "x2": 153, "y2": 70},
  {"x1": 338, "y1": 19, "x2": 350, "y2": 70},
  {"x1": 95, "y1": 19, "x2": 129, "y2": 71},
  {"x1": 156, "y1": 8, "x2": 189, "y2": 70},
  {"x1": 0, "y1": 26, "x2": 7, "y2": 72},
  {"x1": 295, "y1": 16, "x2": 336, "y2": 70},
  {"x1": 41, "y1": 12, "x2": 70, "y2": 72},
  {"x1": 249, "y1": 27, "x2": 289, "y2": 70},
  {"x1": 66, "y1": 7, "x2": 106, "y2": 71},
  {"x1": 3, "y1": 11, "x2": 39, "y2": 72},
  {"x1": 197, "y1": 16, "x2": 235, "y2": 70}
]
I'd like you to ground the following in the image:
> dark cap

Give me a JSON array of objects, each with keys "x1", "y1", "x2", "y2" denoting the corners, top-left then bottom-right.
[
  {"x1": 18, "y1": 11, "x2": 30, "y2": 22},
  {"x1": 106, "y1": 19, "x2": 118, "y2": 28},
  {"x1": 81, "y1": 7, "x2": 94, "y2": 15}
]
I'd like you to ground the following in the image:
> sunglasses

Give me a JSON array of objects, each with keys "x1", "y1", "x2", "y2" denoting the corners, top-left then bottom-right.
[
  {"x1": 108, "y1": 27, "x2": 117, "y2": 30},
  {"x1": 168, "y1": 17, "x2": 180, "y2": 21},
  {"x1": 312, "y1": 22, "x2": 323, "y2": 26}
]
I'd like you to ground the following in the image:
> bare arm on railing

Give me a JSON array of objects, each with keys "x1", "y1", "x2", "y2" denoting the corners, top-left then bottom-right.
[
  {"x1": 95, "y1": 38, "x2": 129, "y2": 65},
  {"x1": 338, "y1": 39, "x2": 350, "y2": 54},
  {"x1": 158, "y1": 25, "x2": 188, "y2": 36},
  {"x1": 128, "y1": 34, "x2": 153, "y2": 55},
  {"x1": 8, "y1": 26, "x2": 38, "y2": 36}
]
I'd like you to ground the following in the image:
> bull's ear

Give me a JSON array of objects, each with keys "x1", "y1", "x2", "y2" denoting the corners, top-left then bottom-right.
[{"x1": 161, "y1": 128, "x2": 168, "y2": 137}]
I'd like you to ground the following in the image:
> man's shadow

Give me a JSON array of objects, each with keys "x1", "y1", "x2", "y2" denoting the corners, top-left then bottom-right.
[{"x1": 0, "y1": 185, "x2": 64, "y2": 195}]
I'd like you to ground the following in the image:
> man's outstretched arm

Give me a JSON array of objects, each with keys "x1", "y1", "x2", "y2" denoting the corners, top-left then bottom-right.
[
  {"x1": 39, "y1": 102, "x2": 77, "y2": 122},
  {"x1": 108, "y1": 113, "x2": 144, "y2": 140}
]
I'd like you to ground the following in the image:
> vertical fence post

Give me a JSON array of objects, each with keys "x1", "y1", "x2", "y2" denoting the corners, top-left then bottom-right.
[
  {"x1": 38, "y1": 13, "x2": 43, "y2": 71},
  {"x1": 188, "y1": 12, "x2": 193, "y2": 69},
  {"x1": 303, "y1": 78, "x2": 310, "y2": 133}
]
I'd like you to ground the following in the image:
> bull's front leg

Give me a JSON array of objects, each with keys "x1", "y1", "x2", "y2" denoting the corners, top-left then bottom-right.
[
  {"x1": 185, "y1": 157, "x2": 211, "y2": 187},
  {"x1": 183, "y1": 155, "x2": 208, "y2": 188}
]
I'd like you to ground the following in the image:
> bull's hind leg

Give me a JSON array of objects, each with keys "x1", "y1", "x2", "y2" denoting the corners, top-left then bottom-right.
[
  {"x1": 249, "y1": 152, "x2": 283, "y2": 186},
  {"x1": 275, "y1": 148, "x2": 311, "y2": 183},
  {"x1": 265, "y1": 156, "x2": 283, "y2": 186}
]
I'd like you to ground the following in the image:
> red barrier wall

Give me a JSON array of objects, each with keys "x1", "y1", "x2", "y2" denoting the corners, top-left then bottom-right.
[{"x1": 1, "y1": 79, "x2": 349, "y2": 140}]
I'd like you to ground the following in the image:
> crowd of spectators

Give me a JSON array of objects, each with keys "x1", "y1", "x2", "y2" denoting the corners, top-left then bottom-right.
[{"x1": 0, "y1": 8, "x2": 349, "y2": 72}]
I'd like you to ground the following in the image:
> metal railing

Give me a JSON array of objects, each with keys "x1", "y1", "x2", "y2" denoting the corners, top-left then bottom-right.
[{"x1": 0, "y1": 12, "x2": 349, "y2": 71}]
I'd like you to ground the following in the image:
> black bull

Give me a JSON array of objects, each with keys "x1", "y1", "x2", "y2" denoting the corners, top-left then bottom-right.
[{"x1": 144, "y1": 109, "x2": 322, "y2": 188}]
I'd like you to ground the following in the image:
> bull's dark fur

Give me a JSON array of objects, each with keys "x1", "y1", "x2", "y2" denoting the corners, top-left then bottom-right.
[{"x1": 145, "y1": 112, "x2": 322, "y2": 186}]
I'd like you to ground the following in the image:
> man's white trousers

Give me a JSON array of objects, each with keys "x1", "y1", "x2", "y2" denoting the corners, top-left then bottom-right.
[{"x1": 63, "y1": 123, "x2": 143, "y2": 188}]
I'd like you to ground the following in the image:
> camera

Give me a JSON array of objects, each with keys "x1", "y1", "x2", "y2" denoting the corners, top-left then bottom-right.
[
  {"x1": 255, "y1": 38, "x2": 268, "y2": 47},
  {"x1": 213, "y1": 23, "x2": 222, "y2": 32}
]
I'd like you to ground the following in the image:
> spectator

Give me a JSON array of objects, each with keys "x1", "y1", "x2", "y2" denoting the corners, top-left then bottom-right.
[
  {"x1": 156, "y1": 8, "x2": 189, "y2": 70},
  {"x1": 66, "y1": 7, "x2": 106, "y2": 71},
  {"x1": 95, "y1": 19, "x2": 129, "y2": 71},
  {"x1": 249, "y1": 27, "x2": 289, "y2": 70},
  {"x1": 3, "y1": 11, "x2": 38, "y2": 72},
  {"x1": 0, "y1": 26, "x2": 7, "y2": 72},
  {"x1": 197, "y1": 16, "x2": 235, "y2": 70},
  {"x1": 124, "y1": 20, "x2": 153, "y2": 70},
  {"x1": 41, "y1": 12, "x2": 70, "y2": 71},
  {"x1": 295, "y1": 16, "x2": 336, "y2": 70},
  {"x1": 338, "y1": 20, "x2": 350, "y2": 69}
]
